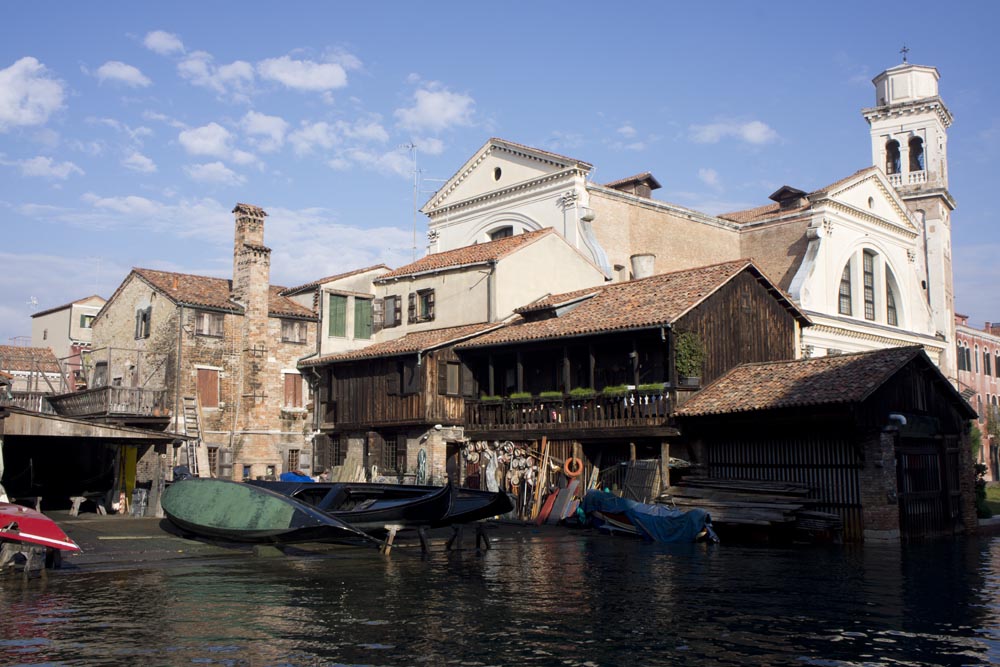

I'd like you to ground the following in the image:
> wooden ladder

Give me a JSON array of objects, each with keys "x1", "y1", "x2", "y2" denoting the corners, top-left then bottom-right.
[{"x1": 181, "y1": 396, "x2": 202, "y2": 477}]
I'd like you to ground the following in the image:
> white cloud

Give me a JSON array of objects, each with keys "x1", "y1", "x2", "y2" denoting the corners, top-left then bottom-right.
[
  {"x1": 95, "y1": 61, "x2": 151, "y2": 87},
  {"x1": 179, "y1": 122, "x2": 256, "y2": 165},
  {"x1": 690, "y1": 120, "x2": 778, "y2": 145},
  {"x1": 338, "y1": 117, "x2": 388, "y2": 143},
  {"x1": 257, "y1": 56, "x2": 348, "y2": 91},
  {"x1": 122, "y1": 151, "x2": 157, "y2": 173},
  {"x1": 178, "y1": 51, "x2": 255, "y2": 100},
  {"x1": 242, "y1": 111, "x2": 288, "y2": 153},
  {"x1": 345, "y1": 147, "x2": 412, "y2": 178},
  {"x1": 184, "y1": 161, "x2": 246, "y2": 186},
  {"x1": 81, "y1": 192, "x2": 160, "y2": 216},
  {"x1": 395, "y1": 83, "x2": 474, "y2": 133},
  {"x1": 617, "y1": 124, "x2": 637, "y2": 138},
  {"x1": 414, "y1": 137, "x2": 444, "y2": 155},
  {"x1": 144, "y1": 30, "x2": 185, "y2": 55},
  {"x1": 698, "y1": 167, "x2": 721, "y2": 188},
  {"x1": 288, "y1": 121, "x2": 339, "y2": 156},
  {"x1": 0, "y1": 57, "x2": 65, "y2": 131},
  {"x1": 12, "y1": 155, "x2": 84, "y2": 179}
]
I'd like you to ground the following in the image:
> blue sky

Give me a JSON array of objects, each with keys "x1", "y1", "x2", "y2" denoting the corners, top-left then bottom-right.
[{"x1": 2, "y1": 1, "x2": 998, "y2": 343}]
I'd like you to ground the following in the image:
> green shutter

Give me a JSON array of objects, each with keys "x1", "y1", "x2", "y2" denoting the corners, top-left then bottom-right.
[
  {"x1": 354, "y1": 298, "x2": 372, "y2": 340},
  {"x1": 328, "y1": 294, "x2": 347, "y2": 337}
]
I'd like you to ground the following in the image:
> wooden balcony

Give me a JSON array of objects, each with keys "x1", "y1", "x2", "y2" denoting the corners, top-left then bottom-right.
[
  {"x1": 46, "y1": 386, "x2": 171, "y2": 421},
  {"x1": 0, "y1": 391, "x2": 56, "y2": 414},
  {"x1": 464, "y1": 390, "x2": 677, "y2": 440}
]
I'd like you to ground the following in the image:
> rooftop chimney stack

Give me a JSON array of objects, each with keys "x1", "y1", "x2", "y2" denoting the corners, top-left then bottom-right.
[{"x1": 630, "y1": 253, "x2": 655, "y2": 280}]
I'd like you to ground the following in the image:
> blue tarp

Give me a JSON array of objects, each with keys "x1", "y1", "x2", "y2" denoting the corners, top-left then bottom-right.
[
  {"x1": 581, "y1": 490, "x2": 712, "y2": 543},
  {"x1": 279, "y1": 472, "x2": 314, "y2": 482}
]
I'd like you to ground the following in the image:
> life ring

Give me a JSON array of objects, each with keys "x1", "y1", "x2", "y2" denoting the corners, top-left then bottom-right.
[{"x1": 563, "y1": 457, "x2": 583, "y2": 478}]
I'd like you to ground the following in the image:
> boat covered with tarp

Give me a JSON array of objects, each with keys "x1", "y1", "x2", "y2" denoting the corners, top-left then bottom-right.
[
  {"x1": 161, "y1": 478, "x2": 372, "y2": 544},
  {"x1": 581, "y1": 490, "x2": 716, "y2": 543}
]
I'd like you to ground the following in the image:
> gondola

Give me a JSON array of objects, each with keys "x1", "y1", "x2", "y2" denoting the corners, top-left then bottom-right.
[
  {"x1": 247, "y1": 481, "x2": 510, "y2": 530},
  {"x1": 161, "y1": 478, "x2": 373, "y2": 544}
]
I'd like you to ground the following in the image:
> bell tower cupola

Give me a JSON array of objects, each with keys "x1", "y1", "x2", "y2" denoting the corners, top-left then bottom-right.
[{"x1": 862, "y1": 52, "x2": 957, "y2": 378}]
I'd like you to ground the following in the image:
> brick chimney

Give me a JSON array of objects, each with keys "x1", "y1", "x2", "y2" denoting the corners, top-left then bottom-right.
[
  {"x1": 986, "y1": 321, "x2": 1000, "y2": 338},
  {"x1": 231, "y1": 203, "x2": 270, "y2": 317},
  {"x1": 604, "y1": 172, "x2": 662, "y2": 199}
]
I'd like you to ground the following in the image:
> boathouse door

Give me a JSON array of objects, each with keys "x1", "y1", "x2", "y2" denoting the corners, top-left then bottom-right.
[{"x1": 895, "y1": 435, "x2": 959, "y2": 539}]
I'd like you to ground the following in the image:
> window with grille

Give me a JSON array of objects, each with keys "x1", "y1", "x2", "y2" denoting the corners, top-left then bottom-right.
[
  {"x1": 381, "y1": 435, "x2": 398, "y2": 473},
  {"x1": 195, "y1": 310, "x2": 224, "y2": 337},
  {"x1": 838, "y1": 263, "x2": 852, "y2": 316},
  {"x1": 862, "y1": 250, "x2": 875, "y2": 321},
  {"x1": 287, "y1": 449, "x2": 300, "y2": 473},
  {"x1": 207, "y1": 447, "x2": 219, "y2": 477},
  {"x1": 332, "y1": 436, "x2": 345, "y2": 467},
  {"x1": 354, "y1": 298, "x2": 373, "y2": 340}
]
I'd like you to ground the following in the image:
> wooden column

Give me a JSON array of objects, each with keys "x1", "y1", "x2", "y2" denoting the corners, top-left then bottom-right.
[
  {"x1": 488, "y1": 353, "x2": 495, "y2": 396},
  {"x1": 516, "y1": 351, "x2": 524, "y2": 393},
  {"x1": 588, "y1": 344, "x2": 596, "y2": 389},
  {"x1": 629, "y1": 442, "x2": 636, "y2": 462},
  {"x1": 660, "y1": 440, "x2": 670, "y2": 493},
  {"x1": 562, "y1": 346, "x2": 571, "y2": 392}
]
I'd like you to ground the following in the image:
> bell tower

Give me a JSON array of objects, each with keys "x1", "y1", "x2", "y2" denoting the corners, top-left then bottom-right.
[{"x1": 863, "y1": 55, "x2": 957, "y2": 378}]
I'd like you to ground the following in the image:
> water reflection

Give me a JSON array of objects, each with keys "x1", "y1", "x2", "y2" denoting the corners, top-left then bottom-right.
[{"x1": 1, "y1": 533, "x2": 998, "y2": 666}]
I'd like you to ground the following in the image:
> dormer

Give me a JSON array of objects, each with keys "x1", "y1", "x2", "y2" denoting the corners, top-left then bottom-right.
[
  {"x1": 768, "y1": 185, "x2": 809, "y2": 210},
  {"x1": 603, "y1": 172, "x2": 662, "y2": 199}
]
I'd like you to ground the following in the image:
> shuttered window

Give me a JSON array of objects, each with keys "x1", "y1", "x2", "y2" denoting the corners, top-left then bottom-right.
[
  {"x1": 354, "y1": 298, "x2": 373, "y2": 340},
  {"x1": 438, "y1": 359, "x2": 461, "y2": 396},
  {"x1": 281, "y1": 319, "x2": 307, "y2": 343},
  {"x1": 195, "y1": 311, "x2": 224, "y2": 337},
  {"x1": 197, "y1": 368, "x2": 220, "y2": 408},
  {"x1": 372, "y1": 298, "x2": 385, "y2": 333},
  {"x1": 400, "y1": 358, "x2": 420, "y2": 395},
  {"x1": 284, "y1": 372, "x2": 303, "y2": 408},
  {"x1": 328, "y1": 294, "x2": 347, "y2": 337},
  {"x1": 384, "y1": 295, "x2": 401, "y2": 328}
]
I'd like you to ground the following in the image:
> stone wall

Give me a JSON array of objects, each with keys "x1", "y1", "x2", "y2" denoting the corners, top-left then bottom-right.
[{"x1": 859, "y1": 430, "x2": 901, "y2": 542}]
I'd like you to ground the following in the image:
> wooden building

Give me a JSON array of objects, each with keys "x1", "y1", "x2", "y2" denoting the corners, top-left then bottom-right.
[
  {"x1": 301, "y1": 323, "x2": 501, "y2": 484},
  {"x1": 675, "y1": 346, "x2": 977, "y2": 542},
  {"x1": 453, "y1": 259, "x2": 809, "y2": 492}
]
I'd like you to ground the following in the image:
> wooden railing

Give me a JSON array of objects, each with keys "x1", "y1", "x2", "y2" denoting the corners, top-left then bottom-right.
[
  {"x1": 465, "y1": 390, "x2": 671, "y2": 432},
  {"x1": 47, "y1": 386, "x2": 171, "y2": 418},
  {"x1": 0, "y1": 391, "x2": 55, "y2": 414}
]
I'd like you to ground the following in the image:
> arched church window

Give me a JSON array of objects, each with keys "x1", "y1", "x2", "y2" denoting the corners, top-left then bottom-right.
[
  {"x1": 862, "y1": 250, "x2": 876, "y2": 321},
  {"x1": 987, "y1": 348, "x2": 993, "y2": 376},
  {"x1": 838, "y1": 262, "x2": 852, "y2": 316},
  {"x1": 957, "y1": 343, "x2": 966, "y2": 371},
  {"x1": 909, "y1": 137, "x2": 925, "y2": 172},
  {"x1": 489, "y1": 226, "x2": 514, "y2": 241},
  {"x1": 885, "y1": 268, "x2": 899, "y2": 326},
  {"x1": 885, "y1": 139, "x2": 901, "y2": 175}
]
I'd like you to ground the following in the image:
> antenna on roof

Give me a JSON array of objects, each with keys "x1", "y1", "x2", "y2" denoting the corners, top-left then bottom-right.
[{"x1": 26, "y1": 296, "x2": 38, "y2": 310}]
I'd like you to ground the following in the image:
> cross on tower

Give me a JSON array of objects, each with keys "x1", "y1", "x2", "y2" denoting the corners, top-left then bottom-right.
[{"x1": 900, "y1": 45, "x2": 910, "y2": 63}]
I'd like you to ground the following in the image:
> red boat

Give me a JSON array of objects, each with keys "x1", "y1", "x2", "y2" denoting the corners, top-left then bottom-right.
[{"x1": 0, "y1": 502, "x2": 80, "y2": 552}]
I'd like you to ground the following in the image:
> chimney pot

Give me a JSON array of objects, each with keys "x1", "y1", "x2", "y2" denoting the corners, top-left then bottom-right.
[{"x1": 630, "y1": 254, "x2": 656, "y2": 280}]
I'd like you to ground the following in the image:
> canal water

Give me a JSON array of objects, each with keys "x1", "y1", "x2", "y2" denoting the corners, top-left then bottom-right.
[{"x1": 2, "y1": 531, "x2": 999, "y2": 667}]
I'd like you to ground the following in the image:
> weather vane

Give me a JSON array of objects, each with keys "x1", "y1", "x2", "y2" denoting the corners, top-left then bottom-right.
[{"x1": 900, "y1": 45, "x2": 909, "y2": 64}]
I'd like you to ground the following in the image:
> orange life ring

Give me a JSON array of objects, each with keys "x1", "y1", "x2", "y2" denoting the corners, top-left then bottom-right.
[{"x1": 563, "y1": 457, "x2": 583, "y2": 478}]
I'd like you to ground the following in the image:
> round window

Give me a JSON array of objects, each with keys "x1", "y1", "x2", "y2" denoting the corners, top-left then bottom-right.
[{"x1": 493, "y1": 167, "x2": 502, "y2": 181}]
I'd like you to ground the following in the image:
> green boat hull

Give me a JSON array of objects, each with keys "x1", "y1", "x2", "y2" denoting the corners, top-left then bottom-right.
[{"x1": 162, "y1": 478, "x2": 366, "y2": 543}]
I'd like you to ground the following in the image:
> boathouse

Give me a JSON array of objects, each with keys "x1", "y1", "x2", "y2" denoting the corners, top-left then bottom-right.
[{"x1": 674, "y1": 346, "x2": 977, "y2": 542}]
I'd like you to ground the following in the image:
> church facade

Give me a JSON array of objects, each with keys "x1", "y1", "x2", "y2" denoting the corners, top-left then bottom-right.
[{"x1": 420, "y1": 61, "x2": 957, "y2": 377}]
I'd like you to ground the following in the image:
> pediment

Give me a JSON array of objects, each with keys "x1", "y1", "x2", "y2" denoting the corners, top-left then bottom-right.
[
  {"x1": 421, "y1": 138, "x2": 592, "y2": 214},
  {"x1": 820, "y1": 170, "x2": 918, "y2": 235}
]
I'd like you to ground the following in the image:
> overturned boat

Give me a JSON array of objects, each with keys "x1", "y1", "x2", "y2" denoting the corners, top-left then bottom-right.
[
  {"x1": 161, "y1": 478, "x2": 372, "y2": 544},
  {"x1": 581, "y1": 490, "x2": 717, "y2": 543}
]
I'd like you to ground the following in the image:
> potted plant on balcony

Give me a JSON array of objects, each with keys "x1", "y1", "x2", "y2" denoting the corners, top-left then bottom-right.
[
  {"x1": 508, "y1": 391, "x2": 533, "y2": 404},
  {"x1": 568, "y1": 387, "x2": 596, "y2": 399},
  {"x1": 637, "y1": 382, "x2": 666, "y2": 395},
  {"x1": 675, "y1": 331, "x2": 705, "y2": 387},
  {"x1": 538, "y1": 390, "x2": 564, "y2": 402},
  {"x1": 601, "y1": 384, "x2": 630, "y2": 397},
  {"x1": 480, "y1": 394, "x2": 503, "y2": 403}
]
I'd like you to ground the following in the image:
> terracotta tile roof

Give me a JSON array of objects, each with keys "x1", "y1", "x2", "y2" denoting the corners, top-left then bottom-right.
[
  {"x1": 31, "y1": 295, "x2": 106, "y2": 319},
  {"x1": 603, "y1": 172, "x2": 662, "y2": 190},
  {"x1": 281, "y1": 264, "x2": 391, "y2": 296},
  {"x1": 457, "y1": 260, "x2": 805, "y2": 349},
  {"x1": 376, "y1": 229, "x2": 554, "y2": 280},
  {"x1": 718, "y1": 167, "x2": 879, "y2": 225},
  {"x1": 676, "y1": 346, "x2": 972, "y2": 417},
  {"x1": 0, "y1": 345, "x2": 61, "y2": 373},
  {"x1": 132, "y1": 268, "x2": 315, "y2": 319},
  {"x1": 301, "y1": 322, "x2": 502, "y2": 366}
]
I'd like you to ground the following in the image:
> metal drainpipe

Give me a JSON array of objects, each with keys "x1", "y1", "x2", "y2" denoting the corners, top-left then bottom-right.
[{"x1": 487, "y1": 260, "x2": 496, "y2": 323}]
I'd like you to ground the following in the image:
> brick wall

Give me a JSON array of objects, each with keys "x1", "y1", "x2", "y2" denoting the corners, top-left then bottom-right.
[{"x1": 859, "y1": 430, "x2": 901, "y2": 541}]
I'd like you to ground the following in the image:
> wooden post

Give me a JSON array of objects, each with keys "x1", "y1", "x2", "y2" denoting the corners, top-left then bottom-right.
[
  {"x1": 562, "y1": 347, "x2": 571, "y2": 393},
  {"x1": 516, "y1": 351, "x2": 524, "y2": 393},
  {"x1": 660, "y1": 441, "x2": 670, "y2": 494},
  {"x1": 488, "y1": 353, "x2": 495, "y2": 396},
  {"x1": 629, "y1": 442, "x2": 636, "y2": 462},
  {"x1": 588, "y1": 345, "x2": 596, "y2": 389}
]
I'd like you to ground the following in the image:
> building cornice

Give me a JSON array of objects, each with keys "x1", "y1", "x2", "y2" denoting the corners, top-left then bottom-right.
[
  {"x1": 861, "y1": 95, "x2": 953, "y2": 128},
  {"x1": 426, "y1": 168, "x2": 585, "y2": 219}
]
